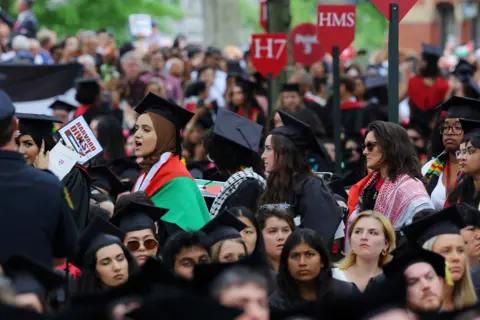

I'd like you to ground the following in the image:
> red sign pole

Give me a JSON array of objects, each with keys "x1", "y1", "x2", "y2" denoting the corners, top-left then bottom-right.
[{"x1": 317, "y1": 5, "x2": 356, "y2": 174}]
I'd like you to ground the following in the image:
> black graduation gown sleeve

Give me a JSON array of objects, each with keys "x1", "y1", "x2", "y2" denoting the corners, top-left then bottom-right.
[
  {"x1": 470, "y1": 265, "x2": 480, "y2": 297},
  {"x1": 292, "y1": 176, "x2": 343, "y2": 249},
  {"x1": 62, "y1": 165, "x2": 91, "y2": 231},
  {"x1": 52, "y1": 183, "x2": 79, "y2": 259},
  {"x1": 220, "y1": 179, "x2": 264, "y2": 214}
]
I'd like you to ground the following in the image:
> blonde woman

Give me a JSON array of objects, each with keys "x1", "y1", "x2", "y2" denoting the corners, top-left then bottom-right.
[
  {"x1": 402, "y1": 206, "x2": 478, "y2": 311},
  {"x1": 334, "y1": 210, "x2": 396, "y2": 292},
  {"x1": 211, "y1": 238, "x2": 248, "y2": 264}
]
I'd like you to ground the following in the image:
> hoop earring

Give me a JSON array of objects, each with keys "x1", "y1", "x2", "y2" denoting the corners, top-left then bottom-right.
[{"x1": 381, "y1": 249, "x2": 387, "y2": 256}]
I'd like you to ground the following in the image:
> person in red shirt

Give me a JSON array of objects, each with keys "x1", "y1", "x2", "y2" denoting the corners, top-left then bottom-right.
[{"x1": 408, "y1": 44, "x2": 450, "y2": 129}]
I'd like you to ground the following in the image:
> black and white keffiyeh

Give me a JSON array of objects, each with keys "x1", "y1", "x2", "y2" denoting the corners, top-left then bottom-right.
[{"x1": 209, "y1": 168, "x2": 266, "y2": 218}]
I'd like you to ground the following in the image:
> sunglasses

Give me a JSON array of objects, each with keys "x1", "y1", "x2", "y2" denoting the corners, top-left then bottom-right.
[
  {"x1": 126, "y1": 239, "x2": 158, "y2": 252},
  {"x1": 362, "y1": 142, "x2": 378, "y2": 152}
]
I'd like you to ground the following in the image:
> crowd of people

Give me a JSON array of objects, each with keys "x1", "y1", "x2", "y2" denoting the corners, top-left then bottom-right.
[{"x1": 3, "y1": 0, "x2": 480, "y2": 319}]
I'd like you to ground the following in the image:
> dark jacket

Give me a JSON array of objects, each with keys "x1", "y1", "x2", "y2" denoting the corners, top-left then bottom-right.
[
  {"x1": 219, "y1": 178, "x2": 265, "y2": 214},
  {"x1": 269, "y1": 278, "x2": 358, "y2": 311},
  {"x1": 290, "y1": 174, "x2": 343, "y2": 249},
  {"x1": 0, "y1": 9, "x2": 38, "y2": 39}
]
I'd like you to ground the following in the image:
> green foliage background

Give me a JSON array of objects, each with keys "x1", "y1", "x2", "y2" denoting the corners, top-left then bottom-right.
[{"x1": 11, "y1": 0, "x2": 183, "y2": 42}]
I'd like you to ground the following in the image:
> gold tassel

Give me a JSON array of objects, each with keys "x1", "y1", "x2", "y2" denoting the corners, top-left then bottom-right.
[{"x1": 445, "y1": 261, "x2": 454, "y2": 287}]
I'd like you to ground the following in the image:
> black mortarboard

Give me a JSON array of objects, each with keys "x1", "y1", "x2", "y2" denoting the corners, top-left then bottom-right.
[
  {"x1": 459, "y1": 118, "x2": 480, "y2": 138},
  {"x1": 365, "y1": 75, "x2": 388, "y2": 90},
  {"x1": 456, "y1": 203, "x2": 480, "y2": 228},
  {"x1": 48, "y1": 99, "x2": 77, "y2": 113},
  {"x1": 438, "y1": 96, "x2": 480, "y2": 120},
  {"x1": 213, "y1": 108, "x2": 263, "y2": 152},
  {"x1": 383, "y1": 247, "x2": 446, "y2": 279},
  {"x1": 76, "y1": 78, "x2": 100, "y2": 90},
  {"x1": 108, "y1": 157, "x2": 141, "y2": 190},
  {"x1": 422, "y1": 43, "x2": 443, "y2": 59},
  {"x1": 89, "y1": 166, "x2": 126, "y2": 200},
  {"x1": 0, "y1": 90, "x2": 15, "y2": 121},
  {"x1": 127, "y1": 289, "x2": 242, "y2": 320},
  {"x1": 401, "y1": 205, "x2": 466, "y2": 246},
  {"x1": 134, "y1": 92, "x2": 194, "y2": 130},
  {"x1": 74, "y1": 216, "x2": 125, "y2": 268},
  {"x1": 17, "y1": 113, "x2": 62, "y2": 137},
  {"x1": 281, "y1": 83, "x2": 300, "y2": 93},
  {"x1": 271, "y1": 109, "x2": 325, "y2": 156},
  {"x1": 110, "y1": 202, "x2": 169, "y2": 234},
  {"x1": 452, "y1": 59, "x2": 476, "y2": 82},
  {"x1": 2, "y1": 255, "x2": 64, "y2": 300},
  {"x1": 201, "y1": 211, "x2": 247, "y2": 245}
]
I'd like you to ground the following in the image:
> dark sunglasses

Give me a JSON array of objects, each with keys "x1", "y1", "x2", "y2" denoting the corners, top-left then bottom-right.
[
  {"x1": 127, "y1": 239, "x2": 158, "y2": 252},
  {"x1": 362, "y1": 142, "x2": 378, "y2": 152}
]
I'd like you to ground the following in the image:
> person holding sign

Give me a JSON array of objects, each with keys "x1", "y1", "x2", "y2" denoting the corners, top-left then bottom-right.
[{"x1": 132, "y1": 92, "x2": 210, "y2": 231}]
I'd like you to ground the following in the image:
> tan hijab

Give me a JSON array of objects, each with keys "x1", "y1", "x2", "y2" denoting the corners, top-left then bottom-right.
[{"x1": 138, "y1": 112, "x2": 176, "y2": 172}]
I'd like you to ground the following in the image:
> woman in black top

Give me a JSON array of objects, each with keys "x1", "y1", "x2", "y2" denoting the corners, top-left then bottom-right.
[{"x1": 269, "y1": 229, "x2": 358, "y2": 311}]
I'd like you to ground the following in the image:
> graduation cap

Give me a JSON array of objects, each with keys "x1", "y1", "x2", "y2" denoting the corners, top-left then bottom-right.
[
  {"x1": 422, "y1": 43, "x2": 443, "y2": 59},
  {"x1": 2, "y1": 255, "x2": 64, "y2": 300},
  {"x1": 74, "y1": 216, "x2": 125, "y2": 268},
  {"x1": 134, "y1": 92, "x2": 193, "y2": 131},
  {"x1": 48, "y1": 99, "x2": 77, "y2": 114},
  {"x1": 110, "y1": 202, "x2": 169, "y2": 234},
  {"x1": 17, "y1": 113, "x2": 62, "y2": 137},
  {"x1": 438, "y1": 96, "x2": 480, "y2": 120},
  {"x1": 401, "y1": 205, "x2": 466, "y2": 246},
  {"x1": 127, "y1": 288, "x2": 242, "y2": 320},
  {"x1": 0, "y1": 90, "x2": 15, "y2": 121},
  {"x1": 89, "y1": 166, "x2": 126, "y2": 200},
  {"x1": 459, "y1": 118, "x2": 480, "y2": 138},
  {"x1": 383, "y1": 247, "x2": 446, "y2": 279},
  {"x1": 456, "y1": 202, "x2": 480, "y2": 228},
  {"x1": 213, "y1": 108, "x2": 263, "y2": 153},
  {"x1": 271, "y1": 109, "x2": 325, "y2": 156},
  {"x1": 201, "y1": 211, "x2": 247, "y2": 245},
  {"x1": 108, "y1": 157, "x2": 141, "y2": 190},
  {"x1": 281, "y1": 83, "x2": 301, "y2": 93},
  {"x1": 76, "y1": 78, "x2": 101, "y2": 91}
]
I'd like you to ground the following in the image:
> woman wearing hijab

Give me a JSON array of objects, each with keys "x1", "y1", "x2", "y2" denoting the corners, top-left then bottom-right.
[{"x1": 132, "y1": 92, "x2": 210, "y2": 232}]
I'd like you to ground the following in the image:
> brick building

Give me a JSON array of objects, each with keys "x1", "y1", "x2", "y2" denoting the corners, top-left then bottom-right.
[{"x1": 400, "y1": 0, "x2": 479, "y2": 51}]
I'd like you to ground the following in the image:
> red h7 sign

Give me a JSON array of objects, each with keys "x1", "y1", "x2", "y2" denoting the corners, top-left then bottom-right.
[{"x1": 250, "y1": 33, "x2": 288, "y2": 79}]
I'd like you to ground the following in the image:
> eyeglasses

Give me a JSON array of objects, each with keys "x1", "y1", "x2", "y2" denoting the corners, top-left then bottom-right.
[
  {"x1": 440, "y1": 123, "x2": 463, "y2": 135},
  {"x1": 455, "y1": 146, "x2": 478, "y2": 157},
  {"x1": 362, "y1": 142, "x2": 378, "y2": 152},
  {"x1": 260, "y1": 203, "x2": 291, "y2": 211},
  {"x1": 126, "y1": 239, "x2": 158, "y2": 252}
]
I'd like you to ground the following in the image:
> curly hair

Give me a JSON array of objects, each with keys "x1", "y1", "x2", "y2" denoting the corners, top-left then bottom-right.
[{"x1": 367, "y1": 121, "x2": 423, "y2": 182}]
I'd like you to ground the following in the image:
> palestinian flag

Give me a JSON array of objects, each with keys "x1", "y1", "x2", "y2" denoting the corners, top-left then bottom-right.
[{"x1": 0, "y1": 63, "x2": 82, "y2": 113}]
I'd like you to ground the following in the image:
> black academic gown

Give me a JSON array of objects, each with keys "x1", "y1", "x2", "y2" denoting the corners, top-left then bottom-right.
[
  {"x1": 218, "y1": 179, "x2": 265, "y2": 214},
  {"x1": 269, "y1": 278, "x2": 358, "y2": 312},
  {"x1": 289, "y1": 174, "x2": 343, "y2": 249},
  {"x1": 62, "y1": 165, "x2": 91, "y2": 231}
]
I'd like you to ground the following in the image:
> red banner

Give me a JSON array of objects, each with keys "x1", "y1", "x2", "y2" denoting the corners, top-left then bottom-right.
[
  {"x1": 291, "y1": 22, "x2": 325, "y2": 66},
  {"x1": 317, "y1": 5, "x2": 356, "y2": 56},
  {"x1": 260, "y1": 0, "x2": 268, "y2": 31},
  {"x1": 371, "y1": 0, "x2": 418, "y2": 22},
  {"x1": 250, "y1": 33, "x2": 288, "y2": 79}
]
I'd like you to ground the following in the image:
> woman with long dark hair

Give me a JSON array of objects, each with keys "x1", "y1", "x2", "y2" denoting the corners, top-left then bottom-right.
[
  {"x1": 204, "y1": 108, "x2": 266, "y2": 217},
  {"x1": 447, "y1": 119, "x2": 480, "y2": 207},
  {"x1": 422, "y1": 97, "x2": 480, "y2": 209},
  {"x1": 73, "y1": 217, "x2": 139, "y2": 297},
  {"x1": 347, "y1": 121, "x2": 433, "y2": 232},
  {"x1": 227, "y1": 79, "x2": 266, "y2": 127},
  {"x1": 269, "y1": 229, "x2": 358, "y2": 311},
  {"x1": 261, "y1": 110, "x2": 341, "y2": 249}
]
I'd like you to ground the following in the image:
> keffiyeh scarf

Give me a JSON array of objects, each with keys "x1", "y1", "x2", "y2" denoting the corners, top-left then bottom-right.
[{"x1": 210, "y1": 168, "x2": 266, "y2": 218}]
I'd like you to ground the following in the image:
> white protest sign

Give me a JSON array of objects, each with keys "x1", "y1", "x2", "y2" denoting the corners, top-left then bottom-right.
[
  {"x1": 58, "y1": 116, "x2": 103, "y2": 165},
  {"x1": 129, "y1": 14, "x2": 152, "y2": 37},
  {"x1": 48, "y1": 143, "x2": 80, "y2": 180}
]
